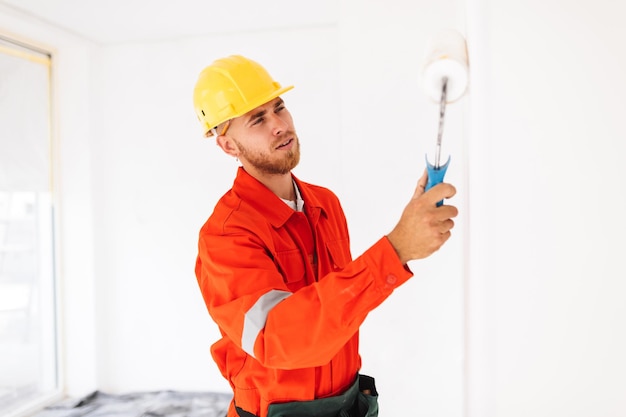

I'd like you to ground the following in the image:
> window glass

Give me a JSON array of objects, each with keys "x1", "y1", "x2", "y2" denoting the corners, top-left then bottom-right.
[{"x1": 0, "y1": 36, "x2": 58, "y2": 416}]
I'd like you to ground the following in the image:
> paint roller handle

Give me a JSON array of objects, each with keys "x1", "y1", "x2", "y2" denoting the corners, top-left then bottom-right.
[{"x1": 425, "y1": 155, "x2": 451, "y2": 207}]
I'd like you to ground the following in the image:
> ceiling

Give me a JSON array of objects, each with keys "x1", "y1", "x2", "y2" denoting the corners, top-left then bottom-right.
[{"x1": 0, "y1": 0, "x2": 337, "y2": 44}]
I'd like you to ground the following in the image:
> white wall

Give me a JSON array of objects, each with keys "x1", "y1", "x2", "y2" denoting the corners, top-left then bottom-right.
[{"x1": 465, "y1": 0, "x2": 626, "y2": 416}]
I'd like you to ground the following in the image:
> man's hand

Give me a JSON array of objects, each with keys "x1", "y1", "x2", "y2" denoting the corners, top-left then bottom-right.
[{"x1": 386, "y1": 170, "x2": 458, "y2": 264}]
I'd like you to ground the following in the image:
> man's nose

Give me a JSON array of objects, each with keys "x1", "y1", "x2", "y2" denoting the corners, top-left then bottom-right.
[{"x1": 270, "y1": 114, "x2": 289, "y2": 135}]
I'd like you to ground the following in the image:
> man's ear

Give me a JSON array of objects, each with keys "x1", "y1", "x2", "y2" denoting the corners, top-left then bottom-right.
[{"x1": 216, "y1": 135, "x2": 239, "y2": 157}]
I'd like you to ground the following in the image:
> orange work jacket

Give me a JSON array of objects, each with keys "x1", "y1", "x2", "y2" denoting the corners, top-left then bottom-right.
[{"x1": 195, "y1": 167, "x2": 413, "y2": 417}]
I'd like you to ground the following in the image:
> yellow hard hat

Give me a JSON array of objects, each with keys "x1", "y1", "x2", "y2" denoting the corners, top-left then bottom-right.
[{"x1": 193, "y1": 55, "x2": 294, "y2": 136}]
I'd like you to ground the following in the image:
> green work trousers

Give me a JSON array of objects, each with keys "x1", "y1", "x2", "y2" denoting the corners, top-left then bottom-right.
[{"x1": 265, "y1": 374, "x2": 379, "y2": 417}]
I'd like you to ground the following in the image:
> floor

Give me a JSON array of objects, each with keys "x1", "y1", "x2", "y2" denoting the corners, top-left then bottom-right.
[{"x1": 31, "y1": 390, "x2": 232, "y2": 417}]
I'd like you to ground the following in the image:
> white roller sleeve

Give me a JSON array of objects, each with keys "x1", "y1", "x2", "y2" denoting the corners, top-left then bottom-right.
[{"x1": 421, "y1": 29, "x2": 469, "y2": 103}]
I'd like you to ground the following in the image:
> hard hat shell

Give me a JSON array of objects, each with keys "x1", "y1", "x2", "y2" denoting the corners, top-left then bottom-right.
[{"x1": 193, "y1": 55, "x2": 294, "y2": 135}]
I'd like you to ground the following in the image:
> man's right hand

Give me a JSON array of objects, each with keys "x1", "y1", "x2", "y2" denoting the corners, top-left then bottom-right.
[{"x1": 386, "y1": 170, "x2": 458, "y2": 265}]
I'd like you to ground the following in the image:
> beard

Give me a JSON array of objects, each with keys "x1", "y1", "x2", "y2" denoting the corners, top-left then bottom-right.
[{"x1": 235, "y1": 136, "x2": 301, "y2": 175}]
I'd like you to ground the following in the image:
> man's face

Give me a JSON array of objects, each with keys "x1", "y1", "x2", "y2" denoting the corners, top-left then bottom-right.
[{"x1": 227, "y1": 97, "x2": 300, "y2": 176}]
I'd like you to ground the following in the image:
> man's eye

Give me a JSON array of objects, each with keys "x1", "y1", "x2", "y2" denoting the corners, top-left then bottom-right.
[
  {"x1": 252, "y1": 118, "x2": 263, "y2": 126},
  {"x1": 276, "y1": 106, "x2": 285, "y2": 112}
]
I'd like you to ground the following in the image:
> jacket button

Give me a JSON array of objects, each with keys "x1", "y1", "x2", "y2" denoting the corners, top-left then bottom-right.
[{"x1": 386, "y1": 274, "x2": 397, "y2": 285}]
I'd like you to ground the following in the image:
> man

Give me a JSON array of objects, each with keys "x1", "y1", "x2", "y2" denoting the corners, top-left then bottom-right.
[{"x1": 193, "y1": 55, "x2": 458, "y2": 417}]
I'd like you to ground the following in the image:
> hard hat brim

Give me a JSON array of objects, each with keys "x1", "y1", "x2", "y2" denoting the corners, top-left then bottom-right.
[{"x1": 233, "y1": 84, "x2": 294, "y2": 120}]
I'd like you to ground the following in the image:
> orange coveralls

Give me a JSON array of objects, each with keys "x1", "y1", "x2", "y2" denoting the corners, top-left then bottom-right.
[{"x1": 195, "y1": 167, "x2": 413, "y2": 417}]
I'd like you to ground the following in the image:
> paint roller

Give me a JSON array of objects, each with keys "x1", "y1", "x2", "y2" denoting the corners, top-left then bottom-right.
[{"x1": 421, "y1": 29, "x2": 469, "y2": 205}]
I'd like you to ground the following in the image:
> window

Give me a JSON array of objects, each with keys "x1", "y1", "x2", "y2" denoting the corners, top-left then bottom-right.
[{"x1": 0, "y1": 35, "x2": 60, "y2": 416}]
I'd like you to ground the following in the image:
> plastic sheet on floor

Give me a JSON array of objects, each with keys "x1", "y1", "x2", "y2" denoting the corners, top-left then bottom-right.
[{"x1": 32, "y1": 390, "x2": 232, "y2": 417}]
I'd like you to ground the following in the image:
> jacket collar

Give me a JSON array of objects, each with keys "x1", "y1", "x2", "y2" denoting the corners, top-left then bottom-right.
[{"x1": 232, "y1": 167, "x2": 327, "y2": 228}]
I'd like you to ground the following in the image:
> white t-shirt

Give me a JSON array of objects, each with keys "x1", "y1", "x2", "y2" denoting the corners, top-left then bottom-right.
[{"x1": 280, "y1": 180, "x2": 304, "y2": 212}]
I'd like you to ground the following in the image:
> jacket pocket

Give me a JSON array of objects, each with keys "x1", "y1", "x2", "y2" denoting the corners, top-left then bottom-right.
[
  {"x1": 274, "y1": 249, "x2": 306, "y2": 291},
  {"x1": 325, "y1": 239, "x2": 352, "y2": 270}
]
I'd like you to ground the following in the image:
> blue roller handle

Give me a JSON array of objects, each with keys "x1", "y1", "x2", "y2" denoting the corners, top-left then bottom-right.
[{"x1": 425, "y1": 155, "x2": 450, "y2": 207}]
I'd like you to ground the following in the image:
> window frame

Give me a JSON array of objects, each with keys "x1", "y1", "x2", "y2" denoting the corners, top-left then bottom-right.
[{"x1": 0, "y1": 33, "x2": 63, "y2": 417}]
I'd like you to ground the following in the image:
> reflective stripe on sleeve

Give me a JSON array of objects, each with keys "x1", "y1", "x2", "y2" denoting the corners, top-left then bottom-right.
[{"x1": 241, "y1": 290, "x2": 292, "y2": 357}]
